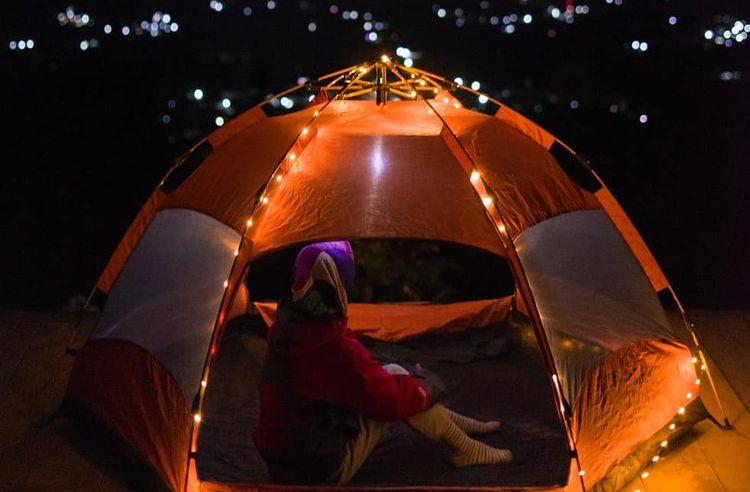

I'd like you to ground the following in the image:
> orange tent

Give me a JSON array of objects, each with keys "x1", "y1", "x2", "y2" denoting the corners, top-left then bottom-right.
[{"x1": 65, "y1": 58, "x2": 723, "y2": 491}]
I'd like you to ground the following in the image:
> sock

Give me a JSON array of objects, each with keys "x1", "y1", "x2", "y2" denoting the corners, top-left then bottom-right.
[
  {"x1": 442, "y1": 419, "x2": 513, "y2": 467},
  {"x1": 446, "y1": 408, "x2": 502, "y2": 435}
]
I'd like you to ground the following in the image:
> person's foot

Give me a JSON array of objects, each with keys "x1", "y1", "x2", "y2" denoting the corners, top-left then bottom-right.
[
  {"x1": 452, "y1": 440, "x2": 513, "y2": 467},
  {"x1": 447, "y1": 409, "x2": 502, "y2": 435}
]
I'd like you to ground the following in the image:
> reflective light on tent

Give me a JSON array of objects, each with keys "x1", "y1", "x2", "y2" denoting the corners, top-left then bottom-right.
[
  {"x1": 288, "y1": 152, "x2": 296, "y2": 162},
  {"x1": 313, "y1": 111, "x2": 320, "y2": 117},
  {"x1": 470, "y1": 170, "x2": 480, "y2": 183},
  {"x1": 275, "y1": 175, "x2": 283, "y2": 183},
  {"x1": 691, "y1": 356, "x2": 698, "y2": 364},
  {"x1": 453, "y1": 101, "x2": 461, "y2": 109},
  {"x1": 498, "y1": 224, "x2": 506, "y2": 233},
  {"x1": 261, "y1": 196, "x2": 269, "y2": 204}
]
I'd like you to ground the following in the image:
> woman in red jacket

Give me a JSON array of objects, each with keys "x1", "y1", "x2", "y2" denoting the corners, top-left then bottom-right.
[{"x1": 253, "y1": 241, "x2": 512, "y2": 485}]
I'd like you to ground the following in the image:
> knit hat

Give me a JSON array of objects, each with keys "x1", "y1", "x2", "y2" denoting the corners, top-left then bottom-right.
[{"x1": 291, "y1": 241, "x2": 355, "y2": 316}]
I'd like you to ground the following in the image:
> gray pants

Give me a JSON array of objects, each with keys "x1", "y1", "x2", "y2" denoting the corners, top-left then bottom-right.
[{"x1": 331, "y1": 404, "x2": 452, "y2": 485}]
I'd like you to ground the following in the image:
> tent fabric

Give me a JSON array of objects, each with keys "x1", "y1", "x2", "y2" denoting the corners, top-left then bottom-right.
[
  {"x1": 65, "y1": 339, "x2": 192, "y2": 492},
  {"x1": 253, "y1": 297, "x2": 512, "y2": 342},
  {"x1": 572, "y1": 339, "x2": 698, "y2": 487},
  {"x1": 92, "y1": 209, "x2": 241, "y2": 397}
]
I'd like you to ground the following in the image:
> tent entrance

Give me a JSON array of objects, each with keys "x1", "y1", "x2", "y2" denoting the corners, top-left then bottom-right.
[{"x1": 194, "y1": 240, "x2": 570, "y2": 488}]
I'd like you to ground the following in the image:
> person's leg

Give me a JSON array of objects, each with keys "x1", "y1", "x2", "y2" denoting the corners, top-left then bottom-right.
[
  {"x1": 333, "y1": 416, "x2": 391, "y2": 485},
  {"x1": 445, "y1": 407, "x2": 502, "y2": 435},
  {"x1": 407, "y1": 404, "x2": 512, "y2": 467}
]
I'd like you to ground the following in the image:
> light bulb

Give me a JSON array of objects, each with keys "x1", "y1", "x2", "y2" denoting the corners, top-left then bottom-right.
[
  {"x1": 262, "y1": 197, "x2": 269, "y2": 204},
  {"x1": 246, "y1": 218, "x2": 253, "y2": 227},
  {"x1": 223, "y1": 280, "x2": 229, "y2": 288},
  {"x1": 578, "y1": 470, "x2": 585, "y2": 477},
  {"x1": 668, "y1": 423, "x2": 676, "y2": 430},
  {"x1": 677, "y1": 407, "x2": 686, "y2": 415},
  {"x1": 233, "y1": 249, "x2": 239, "y2": 256},
  {"x1": 482, "y1": 196, "x2": 493, "y2": 206},
  {"x1": 194, "y1": 414, "x2": 202, "y2": 423},
  {"x1": 686, "y1": 392, "x2": 692, "y2": 399},
  {"x1": 661, "y1": 440, "x2": 668, "y2": 447},
  {"x1": 695, "y1": 379, "x2": 701, "y2": 385},
  {"x1": 470, "y1": 170, "x2": 480, "y2": 183},
  {"x1": 641, "y1": 471, "x2": 649, "y2": 479},
  {"x1": 652, "y1": 455, "x2": 660, "y2": 463}
]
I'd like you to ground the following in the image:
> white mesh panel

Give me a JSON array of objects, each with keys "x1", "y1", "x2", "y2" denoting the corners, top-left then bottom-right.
[
  {"x1": 515, "y1": 210, "x2": 672, "y2": 403},
  {"x1": 93, "y1": 209, "x2": 241, "y2": 398}
]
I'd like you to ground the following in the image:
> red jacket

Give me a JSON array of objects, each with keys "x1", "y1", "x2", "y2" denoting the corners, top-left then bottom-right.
[{"x1": 253, "y1": 304, "x2": 428, "y2": 483}]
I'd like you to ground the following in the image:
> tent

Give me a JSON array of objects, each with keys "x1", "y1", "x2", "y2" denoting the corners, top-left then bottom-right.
[{"x1": 64, "y1": 57, "x2": 726, "y2": 491}]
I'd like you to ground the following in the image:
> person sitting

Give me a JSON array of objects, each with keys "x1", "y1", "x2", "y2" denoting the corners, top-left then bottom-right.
[{"x1": 253, "y1": 241, "x2": 512, "y2": 485}]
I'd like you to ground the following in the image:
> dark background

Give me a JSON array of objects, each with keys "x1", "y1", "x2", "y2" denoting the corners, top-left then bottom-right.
[{"x1": 1, "y1": 1, "x2": 748, "y2": 309}]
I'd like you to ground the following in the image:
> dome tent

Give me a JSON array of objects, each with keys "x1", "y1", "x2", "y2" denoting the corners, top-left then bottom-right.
[{"x1": 64, "y1": 58, "x2": 725, "y2": 491}]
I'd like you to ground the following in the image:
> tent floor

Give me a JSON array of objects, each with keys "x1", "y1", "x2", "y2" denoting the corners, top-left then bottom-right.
[{"x1": 196, "y1": 314, "x2": 570, "y2": 487}]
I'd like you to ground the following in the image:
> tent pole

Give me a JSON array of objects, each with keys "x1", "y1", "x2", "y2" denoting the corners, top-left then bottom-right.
[
  {"x1": 181, "y1": 64, "x2": 378, "y2": 491},
  {"x1": 404, "y1": 73, "x2": 588, "y2": 490},
  {"x1": 669, "y1": 286, "x2": 731, "y2": 429}
]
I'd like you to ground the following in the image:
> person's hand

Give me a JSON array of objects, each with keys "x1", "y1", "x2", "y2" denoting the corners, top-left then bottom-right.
[{"x1": 382, "y1": 363, "x2": 410, "y2": 376}]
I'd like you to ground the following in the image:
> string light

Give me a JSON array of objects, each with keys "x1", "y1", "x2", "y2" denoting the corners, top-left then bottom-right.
[
  {"x1": 233, "y1": 249, "x2": 239, "y2": 256},
  {"x1": 261, "y1": 196, "x2": 269, "y2": 204},
  {"x1": 289, "y1": 152, "x2": 296, "y2": 161},
  {"x1": 579, "y1": 470, "x2": 586, "y2": 477},
  {"x1": 223, "y1": 280, "x2": 229, "y2": 288},
  {"x1": 641, "y1": 471, "x2": 649, "y2": 479},
  {"x1": 677, "y1": 407, "x2": 686, "y2": 415},
  {"x1": 686, "y1": 392, "x2": 692, "y2": 399},
  {"x1": 301, "y1": 127, "x2": 309, "y2": 135},
  {"x1": 193, "y1": 414, "x2": 202, "y2": 423},
  {"x1": 246, "y1": 218, "x2": 253, "y2": 228},
  {"x1": 498, "y1": 224, "x2": 507, "y2": 233},
  {"x1": 669, "y1": 423, "x2": 676, "y2": 430},
  {"x1": 696, "y1": 378, "x2": 701, "y2": 385},
  {"x1": 201, "y1": 380, "x2": 207, "y2": 388},
  {"x1": 692, "y1": 356, "x2": 698, "y2": 364},
  {"x1": 651, "y1": 455, "x2": 660, "y2": 463},
  {"x1": 660, "y1": 440, "x2": 668, "y2": 448},
  {"x1": 482, "y1": 196, "x2": 493, "y2": 206},
  {"x1": 276, "y1": 174, "x2": 283, "y2": 182},
  {"x1": 470, "y1": 170, "x2": 481, "y2": 183}
]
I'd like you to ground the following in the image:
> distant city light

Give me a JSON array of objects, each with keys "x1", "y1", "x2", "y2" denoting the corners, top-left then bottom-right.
[
  {"x1": 350, "y1": 10, "x2": 359, "y2": 20},
  {"x1": 639, "y1": 42, "x2": 649, "y2": 52},
  {"x1": 9, "y1": 41, "x2": 17, "y2": 50},
  {"x1": 609, "y1": 104, "x2": 619, "y2": 114},
  {"x1": 80, "y1": 40, "x2": 89, "y2": 51},
  {"x1": 27, "y1": 39, "x2": 34, "y2": 49},
  {"x1": 221, "y1": 98, "x2": 231, "y2": 108},
  {"x1": 478, "y1": 95, "x2": 489, "y2": 104},
  {"x1": 570, "y1": 100, "x2": 579, "y2": 109},
  {"x1": 437, "y1": 8, "x2": 447, "y2": 18},
  {"x1": 104, "y1": 24, "x2": 112, "y2": 34},
  {"x1": 669, "y1": 16, "x2": 677, "y2": 26},
  {"x1": 631, "y1": 40, "x2": 640, "y2": 50},
  {"x1": 364, "y1": 22, "x2": 372, "y2": 31},
  {"x1": 193, "y1": 89, "x2": 204, "y2": 100},
  {"x1": 209, "y1": 1, "x2": 224, "y2": 13},
  {"x1": 243, "y1": 7, "x2": 252, "y2": 16},
  {"x1": 504, "y1": 24, "x2": 516, "y2": 34},
  {"x1": 122, "y1": 26, "x2": 130, "y2": 36},
  {"x1": 704, "y1": 30, "x2": 714, "y2": 40},
  {"x1": 639, "y1": 114, "x2": 648, "y2": 124},
  {"x1": 454, "y1": 77, "x2": 464, "y2": 85},
  {"x1": 308, "y1": 22, "x2": 317, "y2": 32},
  {"x1": 367, "y1": 32, "x2": 378, "y2": 42},
  {"x1": 471, "y1": 81, "x2": 481, "y2": 90},
  {"x1": 162, "y1": 114, "x2": 171, "y2": 124},
  {"x1": 396, "y1": 47, "x2": 412, "y2": 58},
  {"x1": 215, "y1": 116, "x2": 225, "y2": 126},
  {"x1": 329, "y1": 5, "x2": 339, "y2": 15},
  {"x1": 523, "y1": 14, "x2": 533, "y2": 24},
  {"x1": 404, "y1": 58, "x2": 413, "y2": 67},
  {"x1": 267, "y1": 1, "x2": 276, "y2": 10}
]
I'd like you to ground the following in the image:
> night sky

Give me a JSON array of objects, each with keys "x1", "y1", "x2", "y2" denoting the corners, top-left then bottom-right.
[{"x1": 2, "y1": 1, "x2": 748, "y2": 309}]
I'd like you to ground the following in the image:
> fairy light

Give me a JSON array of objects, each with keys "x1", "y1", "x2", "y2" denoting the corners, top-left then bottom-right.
[
  {"x1": 579, "y1": 470, "x2": 586, "y2": 477},
  {"x1": 641, "y1": 471, "x2": 649, "y2": 479},
  {"x1": 193, "y1": 414, "x2": 202, "y2": 423},
  {"x1": 482, "y1": 196, "x2": 493, "y2": 206},
  {"x1": 651, "y1": 455, "x2": 660, "y2": 463},
  {"x1": 276, "y1": 174, "x2": 283, "y2": 182},
  {"x1": 677, "y1": 407, "x2": 686, "y2": 415},
  {"x1": 696, "y1": 378, "x2": 701, "y2": 385},
  {"x1": 246, "y1": 218, "x2": 253, "y2": 228},
  {"x1": 686, "y1": 392, "x2": 692, "y2": 399},
  {"x1": 233, "y1": 249, "x2": 239, "y2": 256},
  {"x1": 470, "y1": 170, "x2": 481, "y2": 183},
  {"x1": 669, "y1": 423, "x2": 676, "y2": 430},
  {"x1": 301, "y1": 127, "x2": 309, "y2": 136},
  {"x1": 660, "y1": 440, "x2": 668, "y2": 448},
  {"x1": 692, "y1": 356, "x2": 698, "y2": 364},
  {"x1": 409, "y1": 90, "x2": 416, "y2": 98},
  {"x1": 261, "y1": 196, "x2": 269, "y2": 204},
  {"x1": 380, "y1": 54, "x2": 390, "y2": 63},
  {"x1": 201, "y1": 380, "x2": 207, "y2": 388},
  {"x1": 223, "y1": 280, "x2": 229, "y2": 288},
  {"x1": 289, "y1": 152, "x2": 296, "y2": 161},
  {"x1": 313, "y1": 111, "x2": 320, "y2": 117},
  {"x1": 498, "y1": 224, "x2": 507, "y2": 233}
]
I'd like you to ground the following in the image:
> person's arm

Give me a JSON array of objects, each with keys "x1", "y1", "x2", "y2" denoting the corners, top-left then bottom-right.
[{"x1": 296, "y1": 329, "x2": 429, "y2": 421}]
